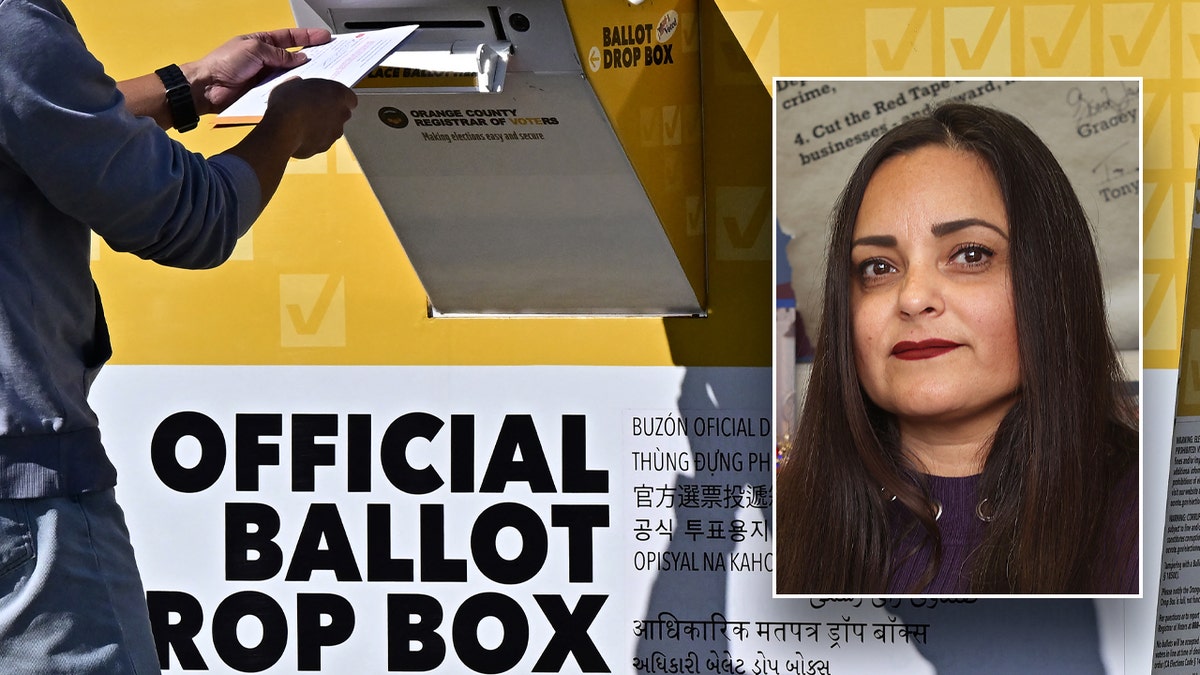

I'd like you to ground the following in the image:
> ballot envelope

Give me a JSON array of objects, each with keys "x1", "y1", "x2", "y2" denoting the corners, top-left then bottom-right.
[{"x1": 292, "y1": 0, "x2": 705, "y2": 316}]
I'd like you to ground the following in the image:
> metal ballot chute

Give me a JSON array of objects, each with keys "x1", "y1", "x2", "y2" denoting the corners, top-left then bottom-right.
[{"x1": 292, "y1": 0, "x2": 705, "y2": 316}]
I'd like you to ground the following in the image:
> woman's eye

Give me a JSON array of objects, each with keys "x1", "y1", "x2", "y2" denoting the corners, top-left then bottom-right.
[
  {"x1": 950, "y1": 244, "x2": 993, "y2": 266},
  {"x1": 858, "y1": 259, "x2": 896, "y2": 279}
]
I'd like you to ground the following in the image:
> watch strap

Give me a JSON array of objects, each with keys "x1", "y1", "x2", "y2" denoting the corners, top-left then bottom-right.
[{"x1": 154, "y1": 64, "x2": 199, "y2": 133}]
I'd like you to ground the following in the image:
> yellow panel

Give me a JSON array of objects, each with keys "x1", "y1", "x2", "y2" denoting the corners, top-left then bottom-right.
[
  {"x1": 710, "y1": 0, "x2": 1190, "y2": 369},
  {"x1": 73, "y1": 1, "x2": 771, "y2": 367},
  {"x1": 561, "y1": 0, "x2": 707, "y2": 305},
  {"x1": 73, "y1": 0, "x2": 1200, "y2": 368}
]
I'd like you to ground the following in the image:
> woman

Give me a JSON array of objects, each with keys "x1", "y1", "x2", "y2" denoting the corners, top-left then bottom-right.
[{"x1": 775, "y1": 102, "x2": 1139, "y2": 595}]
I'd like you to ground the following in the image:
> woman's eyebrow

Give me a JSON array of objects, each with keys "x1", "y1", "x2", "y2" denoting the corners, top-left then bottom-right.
[
  {"x1": 851, "y1": 234, "x2": 897, "y2": 248},
  {"x1": 850, "y1": 218, "x2": 1007, "y2": 249},
  {"x1": 930, "y1": 218, "x2": 1009, "y2": 240}
]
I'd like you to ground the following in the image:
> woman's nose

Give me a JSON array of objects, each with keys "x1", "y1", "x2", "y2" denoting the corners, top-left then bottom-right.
[{"x1": 897, "y1": 264, "x2": 944, "y2": 318}]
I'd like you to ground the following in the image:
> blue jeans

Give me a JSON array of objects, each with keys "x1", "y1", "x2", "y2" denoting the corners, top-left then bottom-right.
[{"x1": 0, "y1": 489, "x2": 160, "y2": 674}]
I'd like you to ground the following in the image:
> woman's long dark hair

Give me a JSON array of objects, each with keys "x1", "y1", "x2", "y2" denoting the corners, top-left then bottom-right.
[{"x1": 775, "y1": 102, "x2": 1138, "y2": 594}]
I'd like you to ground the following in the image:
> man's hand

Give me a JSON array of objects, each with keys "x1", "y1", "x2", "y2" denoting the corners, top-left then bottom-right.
[
  {"x1": 260, "y1": 77, "x2": 358, "y2": 159},
  {"x1": 181, "y1": 28, "x2": 333, "y2": 116},
  {"x1": 221, "y1": 77, "x2": 357, "y2": 206},
  {"x1": 117, "y1": 27, "x2": 334, "y2": 129}
]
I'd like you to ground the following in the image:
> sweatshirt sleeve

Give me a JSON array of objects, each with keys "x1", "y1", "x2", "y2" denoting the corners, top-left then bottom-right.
[{"x1": 0, "y1": 0, "x2": 262, "y2": 269}]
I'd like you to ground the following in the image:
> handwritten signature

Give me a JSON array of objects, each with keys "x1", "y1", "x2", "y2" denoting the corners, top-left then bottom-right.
[{"x1": 1067, "y1": 84, "x2": 1138, "y2": 122}]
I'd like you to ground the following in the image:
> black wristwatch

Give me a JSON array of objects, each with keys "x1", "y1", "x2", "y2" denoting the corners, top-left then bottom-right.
[{"x1": 154, "y1": 64, "x2": 199, "y2": 132}]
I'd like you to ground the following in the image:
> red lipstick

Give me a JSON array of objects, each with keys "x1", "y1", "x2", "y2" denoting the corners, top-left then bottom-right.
[{"x1": 891, "y1": 339, "x2": 960, "y2": 360}]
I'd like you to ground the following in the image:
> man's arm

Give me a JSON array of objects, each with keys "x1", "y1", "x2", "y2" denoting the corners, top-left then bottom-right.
[
  {"x1": 116, "y1": 27, "x2": 357, "y2": 210},
  {"x1": 117, "y1": 28, "x2": 332, "y2": 128}
]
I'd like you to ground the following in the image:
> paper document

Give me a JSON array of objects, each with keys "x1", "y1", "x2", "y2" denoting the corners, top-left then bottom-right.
[{"x1": 214, "y1": 25, "x2": 418, "y2": 126}]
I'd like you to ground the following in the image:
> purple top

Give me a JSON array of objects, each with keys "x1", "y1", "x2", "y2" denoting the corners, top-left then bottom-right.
[{"x1": 886, "y1": 470, "x2": 1139, "y2": 594}]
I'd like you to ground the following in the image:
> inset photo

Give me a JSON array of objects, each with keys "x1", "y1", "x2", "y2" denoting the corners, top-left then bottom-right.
[{"x1": 772, "y1": 79, "x2": 1141, "y2": 597}]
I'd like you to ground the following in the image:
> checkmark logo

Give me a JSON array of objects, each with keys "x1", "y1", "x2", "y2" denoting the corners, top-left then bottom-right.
[
  {"x1": 1108, "y1": 1, "x2": 1167, "y2": 67},
  {"x1": 948, "y1": 6, "x2": 1008, "y2": 70},
  {"x1": 715, "y1": 186, "x2": 769, "y2": 261},
  {"x1": 1029, "y1": 4, "x2": 1087, "y2": 69},
  {"x1": 662, "y1": 106, "x2": 682, "y2": 146},
  {"x1": 281, "y1": 274, "x2": 346, "y2": 347},
  {"x1": 286, "y1": 275, "x2": 340, "y2": 334},
  {"x1": 868, "y1": 7, "x2": 930, "y2": 72}
]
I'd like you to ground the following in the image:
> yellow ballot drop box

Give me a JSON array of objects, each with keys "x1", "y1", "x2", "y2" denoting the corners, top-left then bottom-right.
[{"x1": 291, "y1": 0, "x2": 705, "y2": 316}]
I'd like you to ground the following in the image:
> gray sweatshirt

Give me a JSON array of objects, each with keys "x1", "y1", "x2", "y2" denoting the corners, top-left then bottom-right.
[{"x1": 0, "y1": 0, "x2": 260, "y2": 497}]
